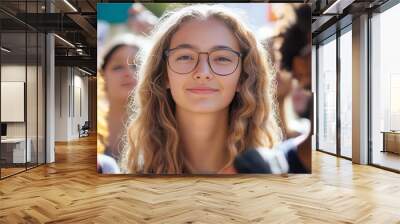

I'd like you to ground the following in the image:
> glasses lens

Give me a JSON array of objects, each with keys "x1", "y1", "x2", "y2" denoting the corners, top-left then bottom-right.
[
  {"x1": 168, "y1": 48, "x2": 198, "y2": 74},
  {"x1": 209, "y1": 50, "x2": 239, "y2": 75}
]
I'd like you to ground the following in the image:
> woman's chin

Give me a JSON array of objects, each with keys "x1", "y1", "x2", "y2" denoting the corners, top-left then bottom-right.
[{"x1": 181, "y1": 104, "x2": 228, "y2": 114}]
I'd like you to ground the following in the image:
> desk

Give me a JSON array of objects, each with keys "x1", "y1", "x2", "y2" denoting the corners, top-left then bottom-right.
[
  {"x1": 1, "y1": 138, "x2": 31, "y2": 163},
  {"x1": 381, "y1": 131, "x2": 400, "y2": 154}
]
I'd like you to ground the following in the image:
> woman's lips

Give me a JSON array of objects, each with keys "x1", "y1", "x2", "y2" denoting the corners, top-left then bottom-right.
[
  {"x1": 186, "y1": 87, "x2": 219, "y2": 94},
  {"x1": 121, "y1": 80, "x2": 136, "y2": 88}
]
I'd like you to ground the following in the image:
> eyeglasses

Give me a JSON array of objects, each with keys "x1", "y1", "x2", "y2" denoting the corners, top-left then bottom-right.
[{"x1": 164, "y1": 47, "x2": 242, "y2": 76}]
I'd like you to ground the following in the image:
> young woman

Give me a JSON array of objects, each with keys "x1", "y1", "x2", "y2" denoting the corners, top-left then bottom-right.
[
  {"x1": 98, "y1": 34, "x2": 145, "y2": 162},
  {"x1": 121, "y1": 4, "x2": 282, "y2": 174}
]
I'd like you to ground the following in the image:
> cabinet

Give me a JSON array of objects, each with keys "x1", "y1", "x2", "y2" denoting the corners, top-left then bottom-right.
[{"x1": 382, "y1": 131, "x2": 400, "y2": 154}]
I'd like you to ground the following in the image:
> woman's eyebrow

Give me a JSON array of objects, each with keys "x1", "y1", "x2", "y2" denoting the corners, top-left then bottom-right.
[
  {"x1": 172, "y1": 44, "x2": 237, "y2": 52},
  {"x1": 172, "y1": 43, "x2": 197, "y2": 50},
  {"x1": 209, "y1": 45, "x2": 236, "y2": 51}
]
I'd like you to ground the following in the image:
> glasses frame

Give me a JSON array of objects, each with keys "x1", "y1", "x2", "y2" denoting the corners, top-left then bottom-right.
[{"x1": 164, "y1": 47, "x2": 242, "y2": 76}]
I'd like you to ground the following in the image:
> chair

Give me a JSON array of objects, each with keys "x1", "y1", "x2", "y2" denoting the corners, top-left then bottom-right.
[{"x1": 79, "y1": 121, "x2": 90, "y2": 138}]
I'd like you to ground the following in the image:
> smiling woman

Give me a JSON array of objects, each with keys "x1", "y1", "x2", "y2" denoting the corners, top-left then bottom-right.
[{"x1": 120, "y1": 4, "x2": 282, "y2": 174}]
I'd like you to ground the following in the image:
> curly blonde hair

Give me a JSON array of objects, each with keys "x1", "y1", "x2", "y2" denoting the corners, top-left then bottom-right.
[{"x1": 121, "y1": 4, "x2": 281, "y2": 174}]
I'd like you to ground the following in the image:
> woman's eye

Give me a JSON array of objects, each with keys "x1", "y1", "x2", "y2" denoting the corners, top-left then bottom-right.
[
  {"x1": 176, "y1": 55, "x2": 194, "y2": 61},
  {"x1": 215, "y1": 57, "x2": 232, "y2": 63},
  {"x1": 111, "y1": 65, "x2": 125, "y2": 71}
]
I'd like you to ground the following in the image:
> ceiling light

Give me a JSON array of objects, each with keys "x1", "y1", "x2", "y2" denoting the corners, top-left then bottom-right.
[
  {"x1": 54, "y1": 34, "x2": 75, "y2": 48},
  {"x1": 78, "y1": 67, "x2": 92, "y2": 76},
  {"x1": 1, "y1": 47, "x2": 11, "y2": 53},
  {"x1": 323, "y1": 0, "x2": 355, "y2": 15},
  {"x1": 63, "y1": 0, "x2": 78, "y2": 12}
]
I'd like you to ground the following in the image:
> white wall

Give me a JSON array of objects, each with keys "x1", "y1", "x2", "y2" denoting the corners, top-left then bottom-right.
[
  {"x1": 54, "y1": 66, "x2": 69, "y2": 141},
  {"x1": 1, "y1": 65, "x2": 36, "y2": 138},
  {"x1": 1, "y1": 65, "x2": 26, "y2": 144},
  {"x1": 54, "y1": 67, "x2": 89, "y2": 141},
  {"x1": 1, "y1": 63, "x2": 46, "y2": 164}
]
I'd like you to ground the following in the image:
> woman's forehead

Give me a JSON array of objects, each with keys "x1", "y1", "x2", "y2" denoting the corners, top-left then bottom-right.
[
  {"x1": 169, "y1": 18, "x2": 240, "y2": 52},
  {"x1": 108, "y1": 46, "x2": 137, "y2": 63}
]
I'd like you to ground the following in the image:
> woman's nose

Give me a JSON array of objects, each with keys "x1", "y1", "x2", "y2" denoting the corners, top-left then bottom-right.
[{"x1": 193, "y1": 55, "x2": 213, "y2": 81}]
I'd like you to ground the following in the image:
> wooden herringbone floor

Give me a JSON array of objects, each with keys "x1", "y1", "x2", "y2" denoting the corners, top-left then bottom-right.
[{"x1": 0, "y1": 135, "x2": 400, "y2": 224}]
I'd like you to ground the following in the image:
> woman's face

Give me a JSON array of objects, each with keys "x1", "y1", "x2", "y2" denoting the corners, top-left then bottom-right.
[
  {"x1": 103, "y1": 46, "x2": 138, "y2": 103},
  {"x1": 166, "y1": 18, "x2": 242, "y2": 113}
]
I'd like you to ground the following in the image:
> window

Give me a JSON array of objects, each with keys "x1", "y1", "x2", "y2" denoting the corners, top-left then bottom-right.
[
  {"x1": 370, "y1": 2, "x2": 400, "y2": 171},
  {"x1": 0, "y1": 1, "x2": 47, "y2": 179},
  {"x1": 317, "y1": 36, "x2": 337, "y2": 154},
  {"x1": 339, "y1": 27, "x2": 352, "y2": 158}
]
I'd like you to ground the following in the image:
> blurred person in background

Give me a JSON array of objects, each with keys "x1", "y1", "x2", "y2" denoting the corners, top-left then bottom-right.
[
  {"x1": 277, "y1": 3, "x2": 312, "y2": 171},
  {"x1": 97, "y1": 3, "x2": 157, "y2": 53},
  {"x1": 121, "y1": 4, "x2": 282, "y2": 174},
  {"x1": 263, "y1": 35, "x2": 303, "y2": 140},
  {"x1": 97, "y1": 34, "x2": 147, "y2": 173},
  {"x1": 279, "y1": 3, "x2": 312, "y2": 123},
  {"x1": 127, "y1": 3, "x2": 158, "y2": 36},
  {"x1": 229, "y1": 3, "x2": 312, "y2": 174}
]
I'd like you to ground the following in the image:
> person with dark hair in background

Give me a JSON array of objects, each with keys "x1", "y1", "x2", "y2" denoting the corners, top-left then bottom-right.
[
  {"x1": 279, "y1": 4, "x2": 312, "y2": 171},
  {"x1": 263, "y1": 34, "x2": 303, "y2": 141},
  {"x1": 231, "y1": 4, "x2": 312, "y2": 174},
  {"x1": 280, "y1": 4, "x2": 312, "y2": 95}
]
